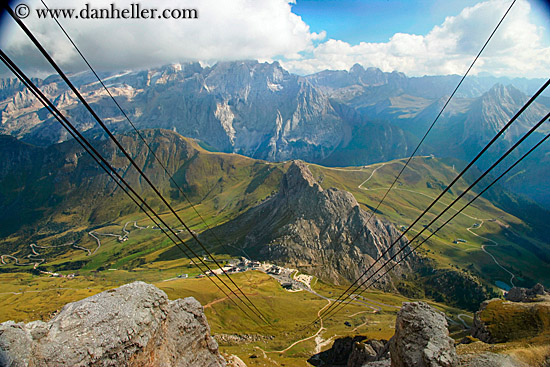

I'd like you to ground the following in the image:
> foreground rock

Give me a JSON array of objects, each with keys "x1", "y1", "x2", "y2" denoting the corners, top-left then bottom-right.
[
  {"x1": 384, "y1": 302, "x2": 523, "y2": 367},
  {"x1": 315, "y1": 301, "x2": 529, "y2": 367},
  {"x1": 0, "y1": 281, "x2": 225, "y2": 367},
  {"x1": 389, "y1": 302, "x2": 458, "y2": 367}
]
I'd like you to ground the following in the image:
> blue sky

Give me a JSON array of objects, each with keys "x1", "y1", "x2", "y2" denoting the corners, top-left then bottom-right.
[
  {"x1": 292, "y1": 0, "x2": 550, "y2": 45},
  {"x1": 292, "y1": 0, "x2": 482, "y2": 44},
  {"x1": 1, "y1": 0, "x2": 549, "y2": 77}
]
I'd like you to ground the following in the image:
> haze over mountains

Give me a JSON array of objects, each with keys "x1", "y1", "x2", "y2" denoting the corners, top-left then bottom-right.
[{"x1": 1, "y1": 60, "x2": 548, "y2": 205}]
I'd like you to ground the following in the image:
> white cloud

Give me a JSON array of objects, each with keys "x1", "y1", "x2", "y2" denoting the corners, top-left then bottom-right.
[
  {"x1": 282, "y1": 0, "x2": 550, "y2": 78},
  {"x1": 0, "y1": 0, "x2": 321, "y2": 74},
  {"x1": 0, "y1": 0, "x2": 547, "y2": 78}
]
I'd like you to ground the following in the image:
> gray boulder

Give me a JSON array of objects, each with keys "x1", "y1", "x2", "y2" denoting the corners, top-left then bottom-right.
[
  {"x1": 389, "y1": 302, "x2": 458, "y2": 367},
  {"x1": 0, "y1": 281, "x2": 225, "y2": 367},
  {"x1": 505, "y1": 283, "x2": 547, "y2": 302},
  {"x1": 347, "y1": 342, "x2": 378, "y2": 366}
]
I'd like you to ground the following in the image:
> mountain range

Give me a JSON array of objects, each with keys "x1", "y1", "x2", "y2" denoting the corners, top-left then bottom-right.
[{"x1": 1, "y1": 61, "x2": 548, "y2": 206}]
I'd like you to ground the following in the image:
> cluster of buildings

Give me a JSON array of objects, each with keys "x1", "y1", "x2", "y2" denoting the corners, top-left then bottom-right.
[
  {"x1": 199, "y1": 257, "x2": 262, "y2": 277},
  {"x1": 40, "y1": 270, "x2": 76, "y2": 278},
  {"x1": 266, "y1": 265, "x2": 283, "y2": 275},
  {"x1": 189, "y1": 257, "x2": 314, "y2": 293}
]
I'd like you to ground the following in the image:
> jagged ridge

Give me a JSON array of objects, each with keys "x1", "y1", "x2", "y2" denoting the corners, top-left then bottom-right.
[{"x1": 200, "y1": 160, "x2": 413, "y2": 284}]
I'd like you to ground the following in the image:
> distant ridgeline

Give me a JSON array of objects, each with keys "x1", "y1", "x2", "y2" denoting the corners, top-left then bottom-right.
[{"x1": 1, "y1": 61, "x2": 548, "y2": 205}]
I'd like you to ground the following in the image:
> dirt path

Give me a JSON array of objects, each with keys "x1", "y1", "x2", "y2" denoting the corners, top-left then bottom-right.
[
  {"x1": 262, "y1": 299, "x2": 332, "y2": 355},
  {"x1": 203, "y1": 296, "x2": 230, "y2": 309}
]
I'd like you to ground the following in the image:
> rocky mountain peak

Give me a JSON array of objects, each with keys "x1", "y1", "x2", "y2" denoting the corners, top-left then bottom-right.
[
  {"x1": 461, "y1": 82, "x2": 545, "y2": 144},
  {"x1": 279, "y1": 160, "x2": 321, "y2": 196},
  {"x1": 349, "y1": 63, "x2": 365, "y2": 75},
  {"x1": 201, "y1": 161, "x2": 412, "y2": 284},
  {"x1": 346, "y1": 64, "x2": 390, "y2": 86},
  {"x1": 484, "y1": 83, "x2": 523, "y2": 100},
  {"x1": 479, "y1": 84, "x2": 530, "y2": 117}
]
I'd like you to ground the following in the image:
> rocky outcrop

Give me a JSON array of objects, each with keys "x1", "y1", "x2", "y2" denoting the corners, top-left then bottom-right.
[
  {"x1": 313, "y1": 301, "x2": 531, "y2": 367},
  {"x1": 0, "y1": 281, "x2": 225, "y2": 367},
  {"x1": 505, "y1": 283, "x2": 548, "y2": 302},
  {"x1": 389, "y1": 302, "x2": 458, "y2": 367},
  {"x1": 308, "y1": 336, "x2": 388, "y2": 366},
  {"x1": 472, "y1": 297, "x2": 550, "y2": 343},
  {"x1": 201, "y1": 160, "x2": 413, "y2": 285},
  {"x1": 348, "y1": 339, "x2": 389, "y2": 366}
]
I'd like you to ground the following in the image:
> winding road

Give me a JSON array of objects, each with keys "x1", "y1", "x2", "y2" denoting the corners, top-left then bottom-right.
[
  {"x1": 357, "y1": 157, "x2": 517, "y2": 290},
  {"x1": 467, "y1": 221, "x2": 516, "y2": 288},
  {"x1": 1, "y1": 242, "x2": 90, "y2": 268},
  {"x1": 0, "y1": 220, "x2": 184, "y2": 269}
]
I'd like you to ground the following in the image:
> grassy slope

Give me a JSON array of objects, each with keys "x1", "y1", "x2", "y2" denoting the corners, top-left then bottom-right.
[{"x1": 307, "y1": 157, "x2": 550, "y2": 287}]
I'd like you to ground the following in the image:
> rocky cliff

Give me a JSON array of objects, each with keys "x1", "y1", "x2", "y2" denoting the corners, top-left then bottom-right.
[
  {"x1": 0, "y1": 61, "x2": 415, "y2": 165},
  {"x1": 0, "y1": 281, "x2": 225, "y2": 367},
  {"x1": 201, "y1": 160, "x2": 413, "y2": 285}
]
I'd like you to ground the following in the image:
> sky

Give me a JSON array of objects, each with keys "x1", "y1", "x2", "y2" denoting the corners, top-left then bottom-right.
[{"x1": 0, "y1": 0, "x2": 549, "y2": 78}]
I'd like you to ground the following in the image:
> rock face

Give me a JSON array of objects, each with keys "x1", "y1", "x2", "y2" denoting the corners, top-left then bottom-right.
[
  {"x1": 0, "y1": 281, "x2": 225, "y2": 367},
  {"x1": 201, "y1": 160, "x2": 413, "y2": 285},
  {"x1": 389, "y1": 302, "x2": 458, "y2": 367},
  {"x1": 308, "y1": 336, "x2": 388, "y2": 366}
]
